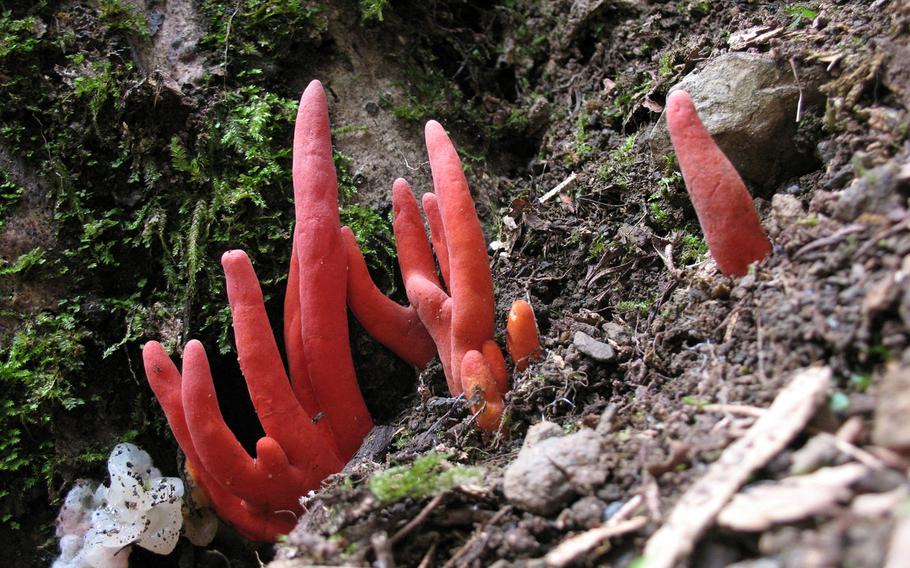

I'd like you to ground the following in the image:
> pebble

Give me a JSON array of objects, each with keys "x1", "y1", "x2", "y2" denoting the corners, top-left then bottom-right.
[
  {"x1": 503, "y1": 422, "x2": 606, "y2": 515},
  {"x1": 572, "y1": 331, "x2": 615, "y2": 362}
]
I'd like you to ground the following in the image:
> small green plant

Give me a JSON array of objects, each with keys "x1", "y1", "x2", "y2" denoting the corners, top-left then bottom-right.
[
  {"x1": 0, "y1": 247, "x2": 46, "y2": 276},
  {"x1": 849, "y1": 372, "x2": 871, "y2": 392},
  {"x1": 571, "y1": 112, "x2": 595, "y2": 162},
  {"x1": 604, "y1": 76, "x2": 654, "y2": 125},
  {"x1": 71, "y1": 59, "x2": 121, "y2": 130},
  {"x1": 588, "y1": 233, "x2": 610, "y2": 260},
  {"x1": 686, "y1": 0, "x2": 713, "y2": 16},
  {"x1": 391, "y1": 429, "x2": 413, "y2": 450},
  {"x1": 359, "y1": 0, "x2": 389, "y2": 22},
  {"x1": 0, "y1": 173, "x2": 23, "y2": 232},
  {"x1": 649, "y1": 198, "x2": 670, "y2": 227},
  {"x1": 783, "y1": 3, "x2": 818, "y2": 28},
  {"x1": 368, "y1": 451, "x2": 483, "y2": 504},
  {"x1": 681, "y1": 396, "x2": 709, "y2": 409},
  {"x1": 658, "y1": 52, "x2": 674, "y2": 77},
  {"x1": 797, "y1": 214, "x2": 820, "y2": 228}
]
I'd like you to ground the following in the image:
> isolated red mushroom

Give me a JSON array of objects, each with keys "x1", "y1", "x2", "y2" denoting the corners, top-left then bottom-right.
[
  {"x1": 506, "y1": 299, "x2": 543, "y2": 371},
  {"x1": 665, "y1": 90, "x2": 771, "y2": 277}
]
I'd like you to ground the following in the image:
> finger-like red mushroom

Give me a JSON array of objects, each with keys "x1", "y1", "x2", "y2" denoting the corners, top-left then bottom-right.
[
  {"x1": 506, "y1": 299, "x2": 543, "y2": 371},
  {"x1": 665, "y1": 90, "x2": 771, "y2": 277}
]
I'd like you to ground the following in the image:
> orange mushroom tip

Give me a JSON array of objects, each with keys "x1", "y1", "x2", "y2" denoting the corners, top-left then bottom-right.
[
  {"x1": 665, "y1": 89, "x2": 771, "y2": 277},
  {"x1": 506, "y1": 299, "x2": 543, "y2": 371}
]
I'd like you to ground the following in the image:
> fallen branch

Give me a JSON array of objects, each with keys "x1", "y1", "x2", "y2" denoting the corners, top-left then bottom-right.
[
  {"x1": 641, "y1": 366, "x2": 832, "y2": 568},
  {"x1": 702, "y1": 404, "x2": 767, "y2": 417}
]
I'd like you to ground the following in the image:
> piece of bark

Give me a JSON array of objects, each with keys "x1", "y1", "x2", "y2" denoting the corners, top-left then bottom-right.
[{"x1": 717, "y1": 463, "x2": 868, "y2": 531}]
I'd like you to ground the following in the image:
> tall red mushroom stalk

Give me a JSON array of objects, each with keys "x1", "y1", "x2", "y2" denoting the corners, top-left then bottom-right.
[
  {"x1": 286, "y1": 81, "x2": 371, "y2": 458},
  {"x1": 665, "y1": 90, "x2": 771, "y2": 277}
]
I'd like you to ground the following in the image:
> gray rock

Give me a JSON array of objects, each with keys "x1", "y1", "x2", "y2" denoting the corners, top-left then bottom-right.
[
  {"x1": 873, "y1": 362, "x2": 910, "y2": 451},
  {"x1": 573, "y1": 331, "x2": 615, "y2": 362},
  {"x1": 833, "y1": 162, "x2": 906, "y2": 221},
  {"x1": 523, "y1": 421, "x2": 566, "y2": 448},
  {"x1": 649, "y1": 52, "x2": 821, "y2": 189},
  {"x1": 503, "y1": 427, "x2": 606, "y2": 515}
]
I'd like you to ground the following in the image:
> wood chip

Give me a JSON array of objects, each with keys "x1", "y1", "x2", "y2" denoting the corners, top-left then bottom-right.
[
  {"x1": 641, "y1": 367, "x2": 832, "y2": 568},
  {"x1": 717, "y1": 463, "x2": 868, "y2": 531},
  {"x1": 544, "y1": 517, "x2": 648, "y2": 568},
  {"x1": 538, "y1": 172, "x2": 577, "y2": 203}
]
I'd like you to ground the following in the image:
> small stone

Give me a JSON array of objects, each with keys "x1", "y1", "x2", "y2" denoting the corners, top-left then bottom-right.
[
  {"x1": 523, "y1": 421, "x2": 565, "y2": 449},
  {"x1": 834, "y1": 162, "x2": 905, "y2": 222},
  {"x1": 558, "y1": 496, "x2": 606, "y2": 529},
  {"x1": 503, "y1": 428, "x2": 606, "y2": 515},
  {"x1": 573, "y1": 331, "x2": 615, "y2": 362},
  {"x1": 790, "y1": 434, "x2": 839, "y2": 474}
]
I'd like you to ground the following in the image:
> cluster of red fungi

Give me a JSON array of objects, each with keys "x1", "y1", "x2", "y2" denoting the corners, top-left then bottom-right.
[{"x1": 141, "y1": 83, "x2": 769, "y2": 541}]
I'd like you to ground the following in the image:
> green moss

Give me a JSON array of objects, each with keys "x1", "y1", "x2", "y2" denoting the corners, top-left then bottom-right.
[
  {"x1": 0, "y1": 13, "x2": 41, "y2": 59},
  {"x1": 679, "y1": 233, "x2": 707, "y2": 264},
  {"x1": 199, "y1": 0, "x2": 326, "y2": 62},
  {"x1": 369, "y1": 452, "x2": 483, "y2": 504},
  {"x1": 615, "y1": 298, "x2": 653, "y2": 314},
  {"x1": 98, "y1": 0, "x2": 149, "y2": 37},
  {"x1": 0, "y1": 310, "x2": 87, "y2": 528}
]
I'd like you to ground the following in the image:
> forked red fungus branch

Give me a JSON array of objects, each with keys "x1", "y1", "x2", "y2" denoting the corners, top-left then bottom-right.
[
  {"x1": 342, "y1": 121, "x2": 512, "y2": 431},
  {"x1": 665, "y1": 90, "x2": 772, "y2": 277},
  {"x1": 394, "y1": 122, "x2": 510, "y2": 430},
  {"x1": 142, "y1": 81, "x2": 407, "y2": 541}
]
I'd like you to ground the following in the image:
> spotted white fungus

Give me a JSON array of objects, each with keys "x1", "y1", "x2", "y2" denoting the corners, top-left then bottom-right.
[{"x1": 53, "y1": 443, "x2": 185, "y2": 568}]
